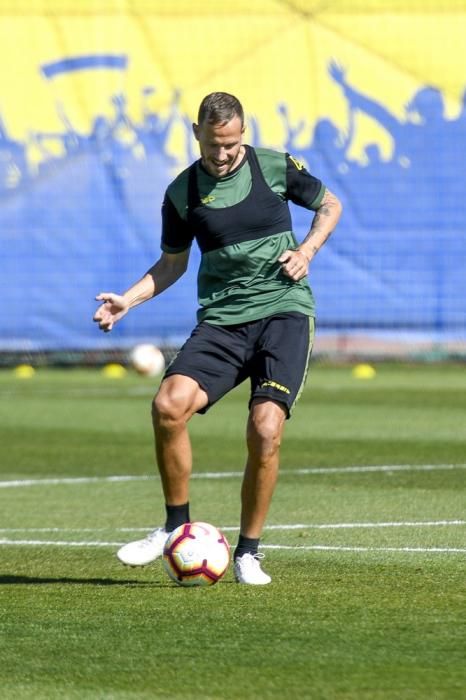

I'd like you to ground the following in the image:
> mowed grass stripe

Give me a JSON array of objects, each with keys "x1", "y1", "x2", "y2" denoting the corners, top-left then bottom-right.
[{"x1": 1, "y1": 462, "x2": 465, "y2": 488}]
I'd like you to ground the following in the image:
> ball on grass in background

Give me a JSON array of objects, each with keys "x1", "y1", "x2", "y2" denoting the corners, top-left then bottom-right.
[
  {"x1": 352, "y1": 363, "x2": 376, "y2": 380},
  {"x1": 163, "y1": 522, "x2": 230, "y2": 587},
  {"x1": 130, "y1": 343, "x2": 165, "y2": 376}
]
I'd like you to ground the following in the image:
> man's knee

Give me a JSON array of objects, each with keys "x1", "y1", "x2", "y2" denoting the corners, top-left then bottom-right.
[
  {"x1": 152, "y1": 387, "x2": 188, "y2": 428},
  {"x1": 247, "y1": 400, "x2": 286, "y2": 458},
  {"x1": 152, "y1": 392, "x2": 176, "y2": 425},
  {"x1": 152, "y1": 376, "x2": 208, "y2": 428}
]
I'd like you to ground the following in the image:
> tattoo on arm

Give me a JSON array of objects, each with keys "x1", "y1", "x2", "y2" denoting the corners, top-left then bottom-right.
[{"x1": 303, "y1": 190, "x2": 341, "y2": 254}]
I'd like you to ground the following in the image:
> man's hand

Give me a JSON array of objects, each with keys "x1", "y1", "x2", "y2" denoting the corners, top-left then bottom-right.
[
  {"x1": 278, "y1": 249, "x2": 310, "y2": 282},
  {"x1": 93, "y1": 292, "x2": 129, "y2": 332}
]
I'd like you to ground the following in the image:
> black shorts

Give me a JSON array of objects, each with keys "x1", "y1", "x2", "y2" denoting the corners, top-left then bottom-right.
[{"x1": 164, "y1": 312, "x2": 315, "y2": 418}]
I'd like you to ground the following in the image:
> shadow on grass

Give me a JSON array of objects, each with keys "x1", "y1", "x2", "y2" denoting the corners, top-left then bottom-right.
[
  {"x1": 0, "y1": 574, "x2": 235, "y2": 588},
  {"x1": 0, "y1": 574, "x2": 171, "y2": 587}
]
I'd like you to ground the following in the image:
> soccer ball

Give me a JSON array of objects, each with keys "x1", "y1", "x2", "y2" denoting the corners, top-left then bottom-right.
[
  {"x1": 130, "y1": 343, "x2": 165, "y2": 376},
  {"x1": 163, "y1": 522, "x2": 230, "y2": 587}
]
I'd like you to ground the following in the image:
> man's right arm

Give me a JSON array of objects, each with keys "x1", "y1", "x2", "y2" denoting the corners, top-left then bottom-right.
[{"x1": 93, "y1": 249, "x2": 190, "y2": 333}]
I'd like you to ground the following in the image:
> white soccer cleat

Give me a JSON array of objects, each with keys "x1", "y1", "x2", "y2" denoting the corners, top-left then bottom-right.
[
  {"x1": 117, "y1": 527, "x2": 168, "y2": 567},
  {"x1": 233, "y1": 552, "x2": 272, "y2": 585}
]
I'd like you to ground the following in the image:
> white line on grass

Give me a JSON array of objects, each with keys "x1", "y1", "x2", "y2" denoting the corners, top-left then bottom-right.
[
  {"x1": 1, "y1": 521, "x2": 464, "y2": 554},
  {"x1": 0, "y1": 475, "x2": 153, "y2": 488},
  {"x1": 1, "y1": 463, "x2": 465, "y2": 488},
  {"x1": 228, "y1": 520, "x2": 466, "y2": 532},
  {"x1": 261, "y1": 545, "x2": 466, "y2": 553},
  {"x1": 0, "y1": 520, "x2": 464, "y2": 534},
  {"x1": 0, "y1": 539, "x2": 124, "y2": 547},
  {"x1": 0, "y1": 539, "x2": 464, "y2": 554}
]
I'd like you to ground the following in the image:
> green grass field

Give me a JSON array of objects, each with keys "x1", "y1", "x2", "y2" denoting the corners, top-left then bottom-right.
[{"x1": 0, "y1": 363, "x2": 465, "y2": 699}]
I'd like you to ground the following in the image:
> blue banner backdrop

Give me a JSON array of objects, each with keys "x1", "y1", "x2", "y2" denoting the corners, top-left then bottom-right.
[{"x1": 1, "y1": 47, "x2": 465, "y2": 350}]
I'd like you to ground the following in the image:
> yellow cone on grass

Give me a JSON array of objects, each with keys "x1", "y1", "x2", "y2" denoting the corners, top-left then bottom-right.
[
  {"x1": 14, "y1": 364, "x2": 36, "y2": 378},
  {"x1": 352, "y1": 363, "x2": 376, "y2": 380},
  {"x1": 102, "y1": 363, "x2": 127, "y2": 378}
]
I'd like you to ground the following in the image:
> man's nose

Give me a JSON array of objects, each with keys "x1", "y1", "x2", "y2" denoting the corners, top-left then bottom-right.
[{"x1": 213, "y1": 146, "x2": 227, "y2": 160}]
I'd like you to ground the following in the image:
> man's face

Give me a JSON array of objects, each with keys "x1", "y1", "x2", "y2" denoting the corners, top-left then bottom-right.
[{"x1": 193, "y1": 115, "x2": 245, "y2": 178}]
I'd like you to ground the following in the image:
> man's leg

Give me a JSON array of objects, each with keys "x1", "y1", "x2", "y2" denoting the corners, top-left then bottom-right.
[
  {"x1": 240, "y1": 398, "x2": 286, "y2": 537},
  {"x1": 117, "y1": 374, "x2": 208, "y2": 566},
  {"x1": 152, "y1": 374, "x2": 208, "y2": 505},
  {"x1": 234, "y1": 398, "x2": 286, "y2": 584}
]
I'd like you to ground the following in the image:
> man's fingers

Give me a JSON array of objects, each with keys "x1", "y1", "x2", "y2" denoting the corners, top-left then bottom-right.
[
  {"x1": 94, "y1": 315, "x2": 113, "y2": 332},
  {"x1": 279, "y1": 249, "x2": 307, "y2": 265},
  {"x1": 278, "y1": 252, "x2": 291, "y2": 264},
  {"x1": 278, "y1": 249, "x2": 309, "y2": 281},
  {"x1": 95, "y1": 292, "x2": 116, "y2": 303},
  {"x1": 93, "y1": 301, "x2": 115, "y2": 327},
  {"x1": 93, "y1": 292, "x2": 123, "y2": 333},
  {"x1": 93, "y1": 310, "x2": 109, "y2": 323},
  {"x1": 93, "y1": 304, "x2": 111, "y2": 322}
]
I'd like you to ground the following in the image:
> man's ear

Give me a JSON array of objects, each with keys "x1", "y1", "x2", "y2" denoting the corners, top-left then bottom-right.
[{"x1": 192, "y1": 123, "x2": 200, "y2": 141}]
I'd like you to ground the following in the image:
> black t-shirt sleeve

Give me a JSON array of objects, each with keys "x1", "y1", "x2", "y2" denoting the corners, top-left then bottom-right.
[
  {"x1": 161, "y1": 193, "x2": 194, "y2": 253},
  {"x1": 285, "y1": 153, "x2": 325, "y2": 210}
]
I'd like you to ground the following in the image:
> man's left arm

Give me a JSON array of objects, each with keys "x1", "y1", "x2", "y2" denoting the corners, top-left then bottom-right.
[{"x1": 279, "y1": 188, "x2": 342, "y2": 281}]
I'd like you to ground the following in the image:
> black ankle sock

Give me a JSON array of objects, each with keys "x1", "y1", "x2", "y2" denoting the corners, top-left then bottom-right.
[
  {"x1": 165, "y1": 503, "x2": 190, "y2": 532},
  {"x1": 234, "y1": 535, "x2": 260, "y2": 561}
]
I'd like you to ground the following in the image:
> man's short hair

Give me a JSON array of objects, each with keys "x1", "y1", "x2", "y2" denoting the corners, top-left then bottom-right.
[{"x1": 197, "y1": 92, "x2": 244, "y2": 127}]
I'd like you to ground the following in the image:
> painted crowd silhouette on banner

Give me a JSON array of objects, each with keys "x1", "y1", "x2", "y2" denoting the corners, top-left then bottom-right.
[
  {"x1": 1, "y1": 55, "x2": 465, "y2": 349},
  {"x1": 1, "y1": 59, "x2": 464, "y2": 229}
]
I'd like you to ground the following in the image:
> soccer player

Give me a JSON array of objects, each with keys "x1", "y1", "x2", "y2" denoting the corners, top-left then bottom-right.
[{"x1": 93, "y1": 92, "x2": 342, "y2": 584}]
